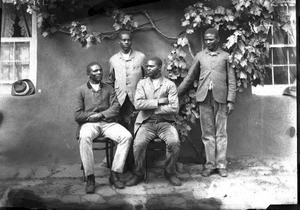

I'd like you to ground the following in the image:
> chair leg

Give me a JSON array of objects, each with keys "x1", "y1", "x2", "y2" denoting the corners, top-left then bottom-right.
[
  {"x1": 109, "y1": 141, "x2": 114, "y2": 168},
  {"x1": 81, "y1": 162, "x2": 86, "y2": 182},
  {"x1": 105, "y1": 140, "x2": 110, "y2": 168},
  {"x1": 144, "y1": 149, "x2": 148, "y2": 183}
]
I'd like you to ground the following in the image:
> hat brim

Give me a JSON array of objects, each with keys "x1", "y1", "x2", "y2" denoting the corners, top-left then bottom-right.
[{"x1": 11, "y1": 79, "x2": 35, "y2": 96}]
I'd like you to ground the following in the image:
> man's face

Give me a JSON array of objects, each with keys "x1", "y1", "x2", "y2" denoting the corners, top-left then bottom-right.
[
  {"x1": 118, "y1": 33, "x2": 132, "y2": 53},
  {"x1": 147, "y1": 60, "x2": 161, "y2": 79},
  {"x1": 88, "y1": 64, "x2": 103, "y2": 83},
  {"x1": 204, "y1": 33, "x2": 219, "y2": 51}
]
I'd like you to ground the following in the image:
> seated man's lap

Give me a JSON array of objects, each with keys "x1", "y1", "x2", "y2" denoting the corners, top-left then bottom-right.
[
  {"x1": 79, "y1": 122, "x2": 102, "y2": 141},
  {"x1": 134, "y1": 122, "x2": 179, "y2": 145},
  {"x1": 79, "y1": 122, "x2": 131, "y2": 143}
]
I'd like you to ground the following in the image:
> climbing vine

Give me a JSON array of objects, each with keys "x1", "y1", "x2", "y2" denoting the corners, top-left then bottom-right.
[{"x1": 3, "y1": 0, "x2": 295, "y2": 145}]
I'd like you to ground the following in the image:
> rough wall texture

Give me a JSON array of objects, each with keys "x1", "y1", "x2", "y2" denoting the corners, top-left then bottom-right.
[{"x1": 0, "y1": 0, "x2": 296, "y2": 168}]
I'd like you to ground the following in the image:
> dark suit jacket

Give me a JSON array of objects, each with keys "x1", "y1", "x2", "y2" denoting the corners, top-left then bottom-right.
[
  {"x1": 74, "y1": 82, "x2": 120, "y2": 139},
  {"x1": 178, "y1": 47, "x2": 236, "y2": 104}
]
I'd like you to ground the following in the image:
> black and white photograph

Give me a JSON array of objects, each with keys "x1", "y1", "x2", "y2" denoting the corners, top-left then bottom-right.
[{"x1": 0, "y1": 0, "x2": 297, "y2": 209}]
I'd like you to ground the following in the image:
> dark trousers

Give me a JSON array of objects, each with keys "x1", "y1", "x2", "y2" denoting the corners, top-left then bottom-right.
[{"x1": 119, "y1": 95, "x2": 137, "y2": 171}]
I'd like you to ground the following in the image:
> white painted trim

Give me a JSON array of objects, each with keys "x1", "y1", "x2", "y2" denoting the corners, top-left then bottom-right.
[
  {"x1": 251, "y1": 85, "x2": 292, "y2": 96},
  {"x1": 29, "y1": 11, "x2": 37, "y2": 87},
  {"x1": 0, "y1": 11, "x2": 37, "y2": 94}
]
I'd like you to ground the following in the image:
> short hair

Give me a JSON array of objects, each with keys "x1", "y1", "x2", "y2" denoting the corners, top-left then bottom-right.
[
  {"x1": 118, "y1": 30, "x2": 132, "y2": 40},
  {"x1": 86, "y1": 62, "x2": 101, "y2": 74},
  {"x1": 148, "y1": 57, "x2": 162, "y2": 67},
  {"x1": 204, "y1": 28, "x2": 219, "y2": 39}
]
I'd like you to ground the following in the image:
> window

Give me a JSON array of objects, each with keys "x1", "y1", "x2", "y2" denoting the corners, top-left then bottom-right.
[
  {"x1": 0, "y1": 3, "x2": 37, "y2": 95},
  {"x1": 252, "y1": 0, "x2": 296, "y2": 95}
]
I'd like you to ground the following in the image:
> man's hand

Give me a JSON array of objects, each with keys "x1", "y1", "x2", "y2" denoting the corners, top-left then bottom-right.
[
  {"x1": 158, "y1": 97, "x2": 169, "y2": 105},
  {"x1": 226, "y1": 102, "x2": 234, "y2": 115},
  {"x1": 87, "y1": 113, "x2": 104, "y2": 122}
]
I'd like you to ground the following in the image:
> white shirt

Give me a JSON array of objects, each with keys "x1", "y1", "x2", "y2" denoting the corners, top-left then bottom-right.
[
  {"x1": 90, "y1": 83, "x2": 100, "y2": 91},
  {"x1": 152, "y1": 78, "x2": 160, "y2": 90}
]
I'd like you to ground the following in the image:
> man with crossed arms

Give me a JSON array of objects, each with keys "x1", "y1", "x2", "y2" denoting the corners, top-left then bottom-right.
[{"x1": 126, "y1": 57, "x2": 182, "y2": 186}]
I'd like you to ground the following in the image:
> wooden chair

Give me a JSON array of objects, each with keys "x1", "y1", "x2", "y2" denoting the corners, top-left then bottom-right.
[
  {"x1": 81, "y1": 136, "x2": 115, "y2": 182},
  {"x1": 144, "y1": 138, "x2": 166, "y2": 183}
]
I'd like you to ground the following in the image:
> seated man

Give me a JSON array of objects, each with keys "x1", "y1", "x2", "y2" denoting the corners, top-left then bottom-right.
[
  {"x1": 126, "y1": 57, "x2": 182, "y2": 186},
  {"x1": 74, "y1": 62, "x2": 132, "y2": 193}
]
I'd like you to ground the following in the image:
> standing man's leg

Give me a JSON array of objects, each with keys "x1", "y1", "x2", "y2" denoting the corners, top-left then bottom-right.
[
  {"x1": 215, "y1": 102, "x2": 228, "y2": 177},
  {"x1": 199, "y1": 90, "x2": 217, "y2": 177},
  {"x1": 126, "y1": 123, "x2": 156, "y2": 186},
  {"x1": 79, "y1": 123, "x2": 101, "y2": 193},
  {"x1": 157, "y1": 122, "x2": 182, "y2": 186},
  {"x1": 101, "y1": 122, "x2": 132, "y2": 189}
]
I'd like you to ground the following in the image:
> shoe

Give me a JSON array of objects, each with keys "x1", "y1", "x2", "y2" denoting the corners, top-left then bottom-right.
[
  {"x1": 125, "y1": 174, "x2": 144, "y2": 186},
  {"x1": 201, "y1": 168, "x2": 215, "y2": 177},
  {"x1": 164, "y1": 170, "x2": 182, "y2": 186},
  {"x1": 109, "y1": 171, "x2": 125, "y2": 189},
  {"x1": 218, "y1": 168, "x2": 228, "y2": 177},
  {"x1": 86, "y1": 174, "x2": 95, "y2": 194}
]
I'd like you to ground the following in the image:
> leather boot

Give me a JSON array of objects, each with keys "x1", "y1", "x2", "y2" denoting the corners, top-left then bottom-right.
[
  {"x1": 125, "y1": 174, "x2": 144, "y2": 186},
  {"x1": 164, "y1": 170, "x2": 182, "y2": 186},
  {"x1": 109, "y1": 171, "x2": 125, "y2": 189},
  {"x1": 86, "y1": 174, "x2": 95, "y2": 194}
]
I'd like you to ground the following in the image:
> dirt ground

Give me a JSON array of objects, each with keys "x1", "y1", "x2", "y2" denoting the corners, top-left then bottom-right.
[{"x1": 0, "y1": 155, "x2": 297, "y2": 210}]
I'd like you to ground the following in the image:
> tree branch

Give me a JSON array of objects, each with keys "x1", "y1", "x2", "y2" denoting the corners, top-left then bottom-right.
[
  {"x1": 187, "y1": 40, "x2": 195, "y2": 58},
  {"x1": 142, "y1": 10, "x2": 178, "y2": 40}
]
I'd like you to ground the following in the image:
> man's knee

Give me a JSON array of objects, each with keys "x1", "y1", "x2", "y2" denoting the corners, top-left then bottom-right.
[
  {"x1": 79, "y1": 136, "x2": 93, "y2": 145},
  {"x1": 119, "y1": 130, "x2": 132, "y2": 145}
]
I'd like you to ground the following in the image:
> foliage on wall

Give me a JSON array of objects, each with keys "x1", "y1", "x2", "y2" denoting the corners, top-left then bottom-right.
[{"x1": 3, "y1": 0, "x2": 294, "y2": 152}]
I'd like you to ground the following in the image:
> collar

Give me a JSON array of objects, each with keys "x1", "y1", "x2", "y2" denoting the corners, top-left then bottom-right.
[
  {"x1": 87, "y1": 81, "x2": 103, "y2": 89},
  {"x1": 148, "y1": 76, "x2": 164, "y2": 90},
  {"x1": 204, "y1": 47, "x2": 221, "y2": 56},
  {"x1": 117, "y1": 50, "x2": 135, "y2": 61}
]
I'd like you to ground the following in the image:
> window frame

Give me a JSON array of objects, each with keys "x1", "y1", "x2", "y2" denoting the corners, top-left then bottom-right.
[
  {"x1": 0, "y1": 11, "x2": 37, "y2": 95},
  {"x1": 251, "y1": 1, "x2": 296, "y2": 96}
]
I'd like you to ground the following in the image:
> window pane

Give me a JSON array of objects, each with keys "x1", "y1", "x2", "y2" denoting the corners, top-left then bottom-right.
[
  {"x1": 0, "y1": 62, "x2": 14, "y2": 81},
  {"x1": 288, "y1": 6, "x2": 296, "y2": 44},
  {"x1": 15, "y1": 42, "x2": 30, "y2": 61},
  {"x1": 273, "y1": 28, "x2": 288, "y2": 45},
  {"x1": 273, "y1": 48, "x2": 287, "y2": 65},
  {"x1": 288, "y1": 47, "x2": 296, "y2": 64},
  {"x1": 264, "y1": 67, "x2": 272, "y2": 85},
  {"x1": 16, "y1": 62, "x2": 29, "y2": 79},
  {"x1": 0, "y1": 43, "x2": 14, "y2": 61},
  {"x1": 274, "y1": 66, "x2": 288, "y2": 84},
  {"x1": 289, "y1": 66, "x2": 296, "y2": 84}
]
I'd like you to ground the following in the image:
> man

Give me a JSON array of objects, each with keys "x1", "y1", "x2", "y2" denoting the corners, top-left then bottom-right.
[
  {"x1": 177, "y1": 28, "x2": 237, "y2": 177},
  {"x1": 74, "y1": 62, "x2": 132, "y2": 193},
  {"x1": 126, "y1": 57, "x2": 182, "y2": 186},
  {"x1": 108, "y1": 30, "x2": 146, "y2": 170}
]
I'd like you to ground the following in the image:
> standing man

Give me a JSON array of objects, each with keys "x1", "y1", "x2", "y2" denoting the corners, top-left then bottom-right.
[
  {"x1": 126, "y1": 57, "x2": 182, "y2": 186},
  {"x1": 177, "y1": 28, "x2": 236, "y2": 177},
  {"x1": 108, "y1": 30, "x2": 146, "y2": 170},
  {"x1": 75, "y1": 62, "x2": 132, "y2": 193}
]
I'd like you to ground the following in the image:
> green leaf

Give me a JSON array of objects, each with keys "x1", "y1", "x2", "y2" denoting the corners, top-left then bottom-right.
[
  {"x1": 240, "y1": 59, "x2": 248, "y2": 67},
  {"x1": 177, "y1": 37, "x2": 189, "y2": 47},
  {"x1": 193, "y1": 80, "x2": 198, "y2": 88},
  {"x1": 189, "y1": 89, "x2": 196, "y2": 98},
  {"x1": 186, "y1": 28, "x2": 194, "y2": 34},
  {"x1": 113, "y1": 23, "x2": 121, "y2": 31},
  {"x1": 182, "y1": 20, "x2": 190, "y2": 27}
]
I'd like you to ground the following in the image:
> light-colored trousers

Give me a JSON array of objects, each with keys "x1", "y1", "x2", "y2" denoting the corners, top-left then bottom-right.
[
  {"x1": 79, "y1": 122, "x2": 132, "y2": 176},
  {"x1": 199, "y1": 90, "x2": 228, "y2": 169},
  {"x1": 133, "y1": 122, "x2": 180, "y2": 176}
]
